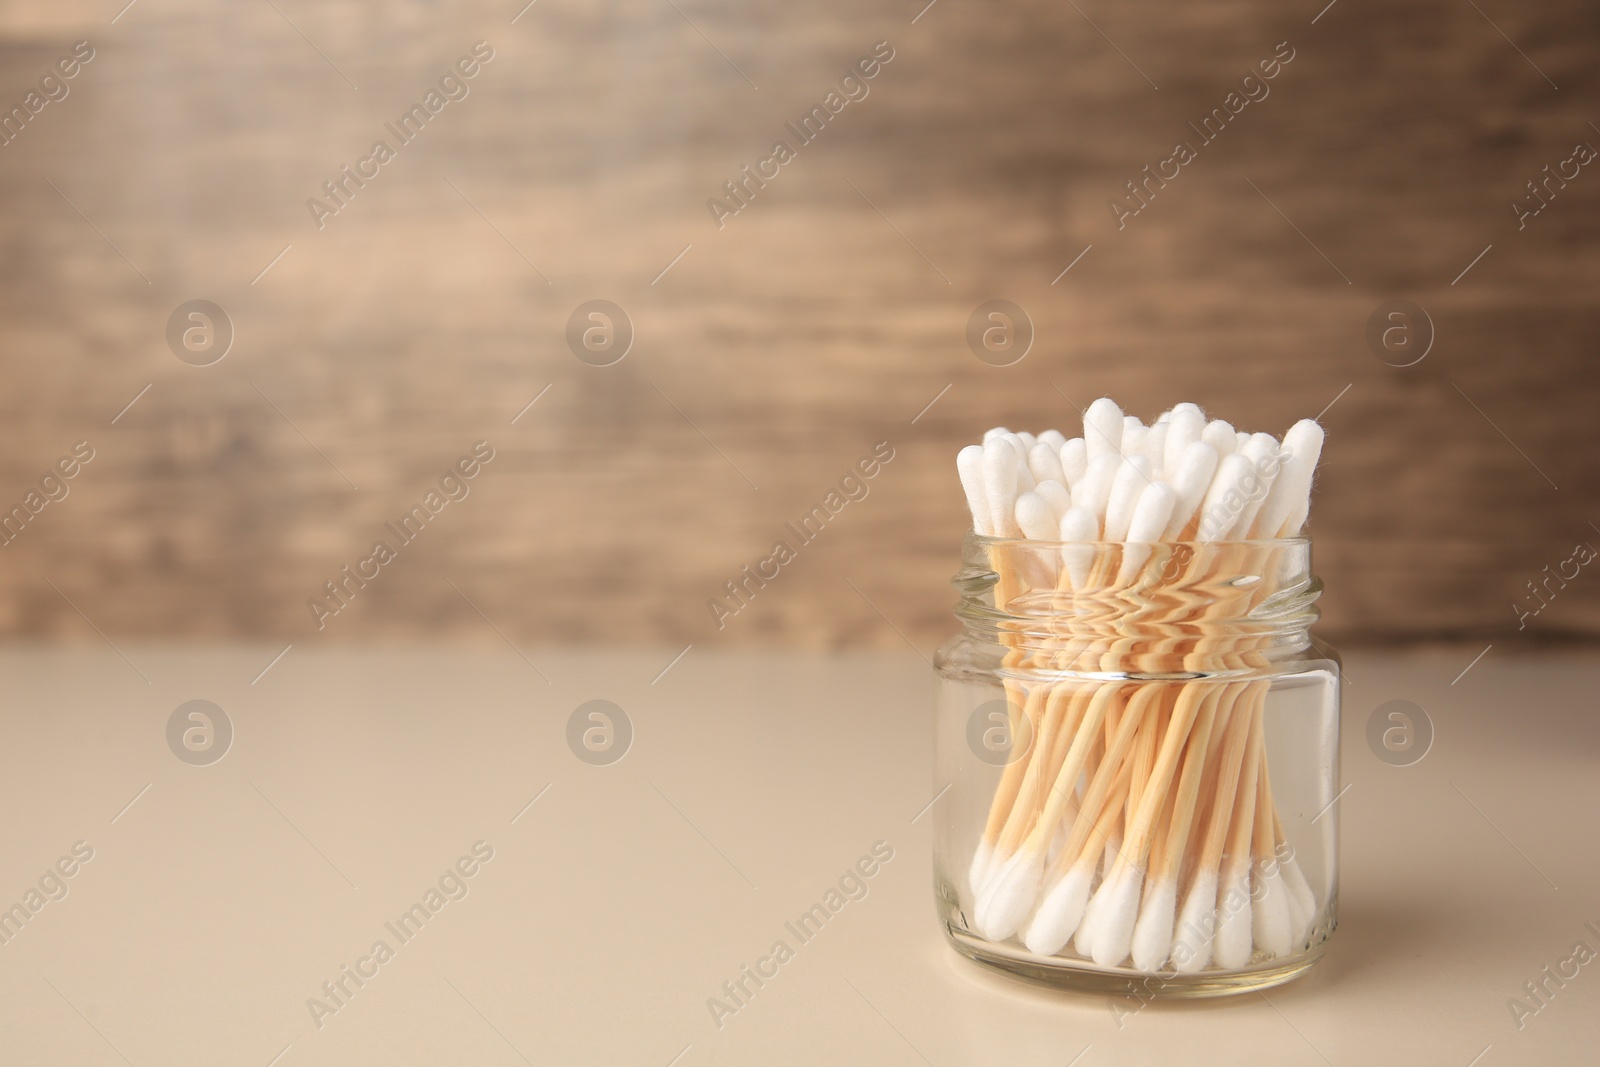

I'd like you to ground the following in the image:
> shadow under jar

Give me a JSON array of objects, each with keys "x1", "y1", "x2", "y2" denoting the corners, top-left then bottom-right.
[{"x1": 934, "y1": 534, "x2": 1340, "y2": 997}]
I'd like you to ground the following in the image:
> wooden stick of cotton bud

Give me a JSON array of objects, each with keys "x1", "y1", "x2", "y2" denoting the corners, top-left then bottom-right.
[
  {"x1": 1075, "y1": 681, "x2": 1209, "y2": 966},
  {"x1": 1213, "y1": 707, "x2": 1265, "y2": 970},
  {"x1": 959, "y1": 437, "x2": 1026, "y2": 891},
  {"x1": 996, "y1": 682, "x2": 1152, "y2": 945},
  {"x1": 1170, "y1": 683, "x2": 1260, "y2": 973},
  {"x1": 1128, "y1": 683, "x2": 1231, "y2": 971}
]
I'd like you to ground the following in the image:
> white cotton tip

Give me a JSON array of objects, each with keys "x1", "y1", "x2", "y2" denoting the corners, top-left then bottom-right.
[
  {"x1": 1073, "y1": 879, "x2": 1106, "y2": 958},
  {"x1": 1000, "y1": 434, "x2": 1036, "y2": 493},
  {"x1": 1016, "y1": 431, "x2": 1038, "y2": 451},
  {"x1": 1062, "y1": 502, "x2": 1100, "y2": 543},
  {"x1": 1028, "y1": 442, "x2": 1066, "y2": 487},
  {"x1": 1089, "y1": 866, "x2": 1143, "y2": 967},
  {"x1": 975, "y1": 849, "x2": 1043, "y2": 942},
  {"x1": 1072, "y1": 453, "x2": 1120, "y2": 519},
  {"x1": 1121, "y1": 422, "x2": 1148, "y2": 463},
  {"x1": 983, "y1": 439, "x2": 1022, "y2": 537},
  {"x1": 1074, "y1": 836, "x2": 1119, "y2": 959},
  {"x1": 1154, "y1": 409, "x2": 1173, "y2": 425},
  {"x1": 1059, "y1": 438, "x2": 1088, "y2": 484},
  {"x1": 1084, "y1": 398, "x2": 1125, "y2": 460},
  {"x1": 1117, "y1": 482, "x2": 1176, "y2": 585},
  {"x1": 1164, "y1": 441, "x2": 1220, "y2": 539},
  {"x1": 969, "y1": 839, "x2": 995, "y2": 897},
  {"x1": 1201, "y1": 419, "x2": 1237, "y2": 457},
  {"x1": 1253, "y1": 419, "x2": 1323, "y2": 538},
  {"x1": 1253, "y1": 867, "x2": 1292, "y2": 958},
  {"x1": 1131, "y1": 877, "x2": 1178, "y2": 972},
  {"x1": 1277, "y1": 419, "x2": 1325, "y2": 537},
  {"x1": 1172, "y1": 869, "x2": 1219, "y2": 973},
  {"x1": 1279, "y1": 851, "x2": 1319, "y2": 943},
  {"x1": 975, "y1": 846, "x2": 1018, "y2": 919},
  {"x1": 1234, "y1": 430, "x2": 1250, "y2": 452},
  {"x1": 1195, "y1": 453, "x2": 1252, "y2": 542},
  {"x1": 1101, "y1": 456, "x2": 1152, "y2": 543},
  {"x1": 1238, "y1": 432, "x2": 1280, "y2": 470},
  {"x1": 1037, "y1": 429, "x2": 1067, "y2": 450},
  {"x1": 1279, "y1": 870, "x2": 1310, "y2": 949},
  {"x1": 1015, "y1": 492, "x2": 1058, "y2": 541},
  {"x1": 1034, "y1": 480, "x2": 1072, "y2": 522},
  {"x1": 1125, "y1": 481, "x2": 1175, "y2": 544},
  {"x1": 1214, "y1": 867, "x2": 1254, "y2": 969},
  {"x1": 1142, "y1": 423, "x2": 1169, "y2": 479},
  {"x1": 1058, "y1": 506, "x2": 1099, "y2": 589},
  {"x1": 956, "y1": 445, "x2": 992, "y2": 536},
  {"x1": 982, "y1": 427, "x2": 1011, "y2": 442},
  {"x1": 1058, "y1": 503, "x2": 1099, "y2": 542},
  {"x1": 1163, "y1": 403, "x2": 1206, "y2": 473},
  {"x1": 1233, "y1": 433, "x2": 1281, "y2": 538},
  {"x1": 1023, "y1": 861, "x2": 1094, "y2": 956}
]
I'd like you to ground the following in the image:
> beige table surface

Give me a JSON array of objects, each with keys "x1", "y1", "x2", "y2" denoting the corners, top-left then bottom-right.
[{"x1": 0, "y1": 647, "x2": 1595, "y2": 1066}]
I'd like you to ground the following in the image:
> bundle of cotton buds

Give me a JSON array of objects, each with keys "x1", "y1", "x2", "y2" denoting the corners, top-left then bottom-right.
[
  {"x1": 957, "y1": 399, "x2": 1323, "y2": 551},
  {"x1": 956, "y1": 399, "x2": 1328, "y2": 975}
]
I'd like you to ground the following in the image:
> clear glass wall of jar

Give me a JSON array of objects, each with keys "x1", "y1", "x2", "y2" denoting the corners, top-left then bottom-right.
[{"x1": 934, "y1": 534, "x2": 1340, "y2": 997}]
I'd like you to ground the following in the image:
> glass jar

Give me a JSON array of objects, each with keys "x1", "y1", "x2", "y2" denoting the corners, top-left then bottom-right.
[{"x1": 934, "y1": 534, "x2": 1340, "y2": 997}]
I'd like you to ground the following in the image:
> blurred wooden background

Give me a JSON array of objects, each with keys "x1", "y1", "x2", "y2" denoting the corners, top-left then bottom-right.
[{"x1": 0, "y1": 0, "x2": 1595, "y2": 653}]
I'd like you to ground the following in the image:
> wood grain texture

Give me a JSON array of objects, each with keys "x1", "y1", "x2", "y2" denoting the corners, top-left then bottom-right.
[{"x1": 0, "y1": 0, "x2": 1595, "y2": 652}]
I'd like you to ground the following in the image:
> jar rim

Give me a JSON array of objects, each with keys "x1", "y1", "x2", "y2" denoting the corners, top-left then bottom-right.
[{"x1": 952, "y1": 531, "x2": 1322, "y2": 661}]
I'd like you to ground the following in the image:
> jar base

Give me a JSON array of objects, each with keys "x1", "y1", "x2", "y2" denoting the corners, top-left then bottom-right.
[{"x1": 944, "y1": 923, "x2": 1329, "y2": 999}]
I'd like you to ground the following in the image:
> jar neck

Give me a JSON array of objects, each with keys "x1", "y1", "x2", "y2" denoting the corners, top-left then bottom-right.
[{"x1": 953, "y1": 534, "x2": 1321, "y2": 674}]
